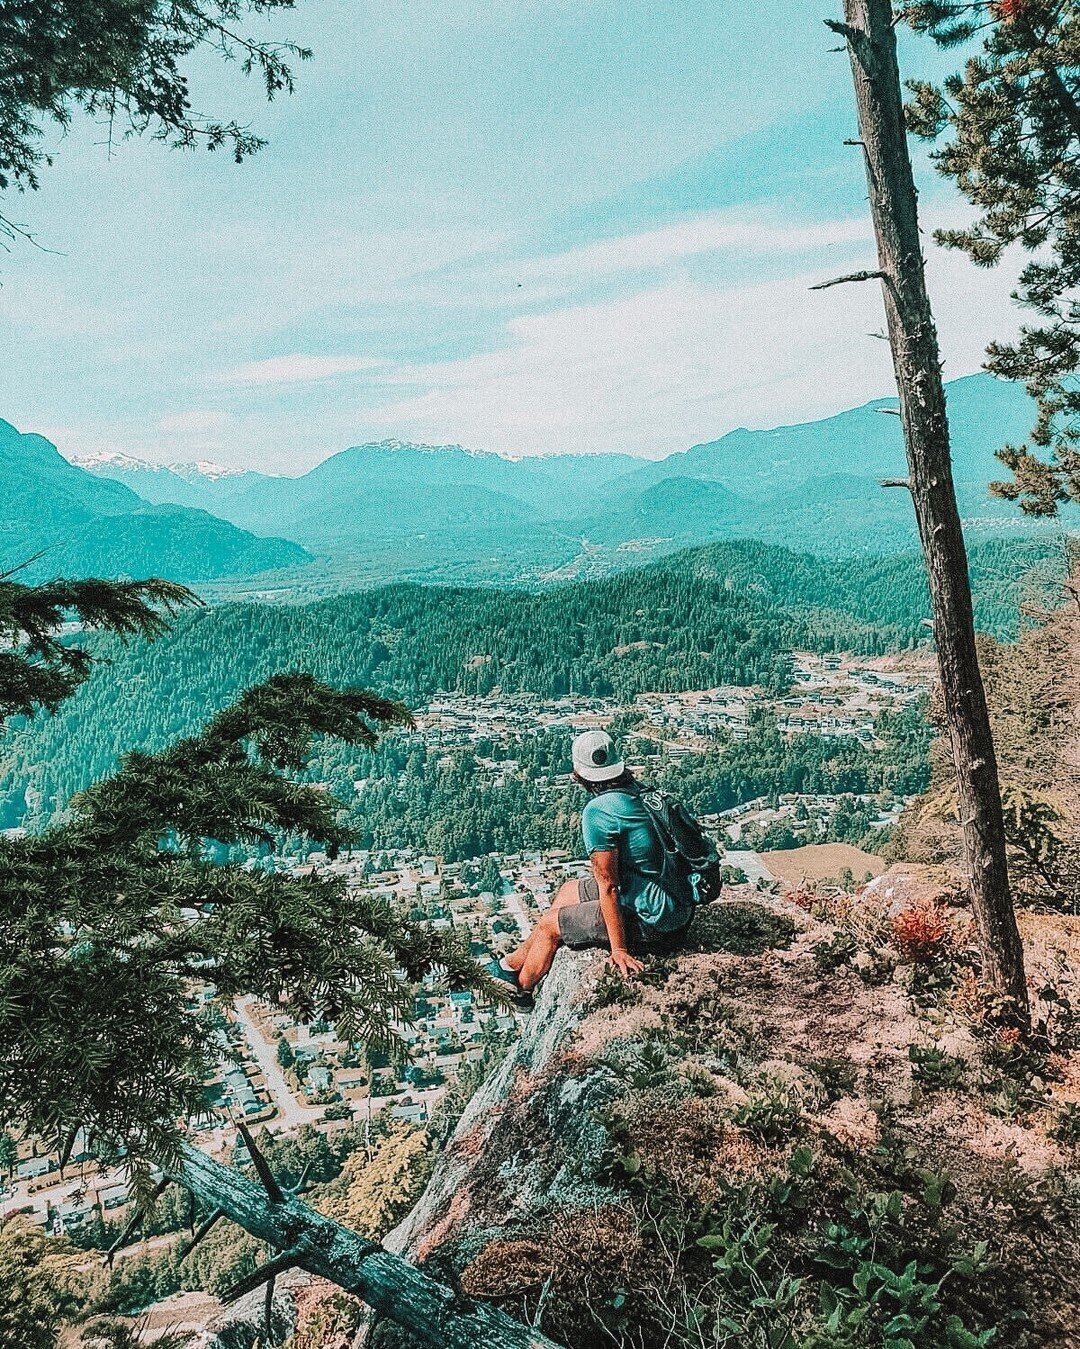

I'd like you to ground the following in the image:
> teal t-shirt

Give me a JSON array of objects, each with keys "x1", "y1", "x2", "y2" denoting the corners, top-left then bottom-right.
[{"x1": 581, "y1": 789, "x2": 694, "y2": 932}]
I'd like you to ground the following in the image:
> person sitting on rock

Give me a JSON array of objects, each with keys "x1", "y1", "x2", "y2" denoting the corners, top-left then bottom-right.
[{"x1": 491, "y1": 730, "x2": 695, "y2": 1005}]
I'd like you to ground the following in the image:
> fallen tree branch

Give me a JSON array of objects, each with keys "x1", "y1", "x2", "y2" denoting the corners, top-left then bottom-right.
[{"x1": 172, "y1": 1141, "x2": 563, "y2": 1349}]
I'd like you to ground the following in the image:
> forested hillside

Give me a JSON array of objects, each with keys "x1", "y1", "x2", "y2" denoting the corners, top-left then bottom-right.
[
  {"x1": 0, "y1": 420, "x2": 310, "y2": 582},
  {"x1": 0, "y1": 537, "x2": 1056, "y2": 831}
]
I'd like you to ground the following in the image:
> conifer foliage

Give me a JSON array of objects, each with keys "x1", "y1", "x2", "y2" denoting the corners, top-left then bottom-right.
[
  {"x1": 902, "y1": 0, "x2": 1080, "y2": 513},
  {"x1": 0, "y1": 573, "x2": 490, "y2": 1181},
  {"x1": 0, "y1": 0, "x2": 309, "y2": 242},
  {"x1": 0, "y1": 574, "x2": 195, "y2": 717}
]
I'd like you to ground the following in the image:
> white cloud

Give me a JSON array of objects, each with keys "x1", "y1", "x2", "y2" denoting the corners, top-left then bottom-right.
[
  {"x1": 215, "y1": 354, "x2": 387, "y2": 386},
  {"x1": 509, "y1": 212, "x2": 875, "y2": 284},
  {"x1": 363, "y1": 234, "x2": 1025, "y2": 458}
]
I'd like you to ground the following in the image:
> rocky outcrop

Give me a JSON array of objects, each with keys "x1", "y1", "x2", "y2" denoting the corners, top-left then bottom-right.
[
  {"x1": 380, "y1": 948, "x2": 608, "y2": 1271},
  {"x1": 199, "y1": 1269, "x2": 306, "y2": 1349},
  {"x1": 359, "y1": 896, "x2": 1080, "y2": 1349}
]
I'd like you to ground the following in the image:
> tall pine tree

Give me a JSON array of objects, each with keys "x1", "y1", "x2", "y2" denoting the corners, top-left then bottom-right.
[
  {"x1": 826, "y1": 0, "x2": 1029, "y2": 1019},
  {"x1": 902, "y1": 0, "x2": 1080, "y2": 514},
  {"x1": 0, "y1": 571, "x2": 555, "y2": 1349}
]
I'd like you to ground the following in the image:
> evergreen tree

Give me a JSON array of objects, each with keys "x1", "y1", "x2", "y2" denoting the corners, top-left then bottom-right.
[
  {"x1": 0, "y1": 572, "x2": 547, "y2": 1348},
  {"x1": 0, "y1": 0, "x2": 308, "y2": 243},
  {"x1": 828, "y1": 0, "x2": 1029, "y2": 1019},
  {"x1": 903, "y1": 0, "x2": 1080, "y2": 514},
  {"x1": 0, "y1": 1128, "x2": 16, "y2": 1177}
]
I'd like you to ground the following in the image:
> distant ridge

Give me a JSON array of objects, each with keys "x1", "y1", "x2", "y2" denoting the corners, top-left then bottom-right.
[
  {"x1": 39, "y1": 374, "x2": 1076, "y2": 585},
  {"x1": 0, "y1": 421, "x2": 311, "y2": 583}
]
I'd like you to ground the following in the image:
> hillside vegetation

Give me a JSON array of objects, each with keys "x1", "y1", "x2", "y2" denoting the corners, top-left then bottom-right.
[{"x1": 0, "y1": 537, "x2": 1058, "y2": 834}]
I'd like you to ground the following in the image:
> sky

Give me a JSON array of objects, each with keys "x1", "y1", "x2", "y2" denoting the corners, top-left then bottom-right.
[{"x1": 0, "y1": 1, "x2": 1025, "y2": 473}]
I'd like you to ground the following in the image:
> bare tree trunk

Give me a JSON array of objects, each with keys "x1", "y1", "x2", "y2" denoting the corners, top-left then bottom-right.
[
  {"x1": 172, "y1": 1140, "x2": 562, "y2": 1349},
  {"x1": 826, "y1": 0, "x2": 1028, "y2": 1018}
]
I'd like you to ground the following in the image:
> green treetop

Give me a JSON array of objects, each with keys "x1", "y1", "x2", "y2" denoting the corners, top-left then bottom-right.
[{"x1": 903, "y1": 0, "x2": 1080, "y2": 513}]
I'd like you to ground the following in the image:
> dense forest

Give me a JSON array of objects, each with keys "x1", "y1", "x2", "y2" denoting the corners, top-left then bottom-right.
[
  {"x1": 286, "y1": 700, "x2": 932, "y2": 864},
  {"x1": 0, "y1": 537, "x2": 1053, "y2": 831}
]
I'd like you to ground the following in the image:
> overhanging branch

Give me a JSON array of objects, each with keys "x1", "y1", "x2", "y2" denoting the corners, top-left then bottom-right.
[{"x1": 171, "y1": 1141, "x2": 563, "y2": 1349}]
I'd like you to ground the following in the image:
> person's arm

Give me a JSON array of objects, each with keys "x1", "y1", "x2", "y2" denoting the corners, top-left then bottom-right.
[{"x1": 591, "y1": 848, "x2": 644, "y2": 979}]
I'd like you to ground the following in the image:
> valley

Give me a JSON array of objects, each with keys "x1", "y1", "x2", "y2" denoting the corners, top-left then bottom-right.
[
  {"x1": 2, "y1": 532, "x2": 1039, "y2": 835},
  {"x1": 0, "y1": 648, "x2": 929, "y2": 1250},
  {"x1": 3, "y1": 392, "x2": 1077, "y2": 1345},
  {"x1": 0, "y1": 372, "x2": 1066, "y2": 595}
]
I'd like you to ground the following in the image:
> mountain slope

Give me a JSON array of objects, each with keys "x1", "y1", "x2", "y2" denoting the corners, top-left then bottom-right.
[
  {"x1": 0, "y1": 422, "x2": 311, "y2": 582},
  {"x1": 65, "y1": 374, "x2": 1062, "y2": 581},
  {"x1": 70, "y1": 452, "x2": 261, "y2": 512},
  {"x1": 622, "y1": 372, "x2": 1035, "y2": 496},
  {"x1": 584, "y1": 476, "x2": 747, "y2": 542}
]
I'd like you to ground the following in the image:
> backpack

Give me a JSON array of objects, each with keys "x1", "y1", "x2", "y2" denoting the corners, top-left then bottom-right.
[{"x1": 633, "y1": 786, "x2": 725, "y2": 906}]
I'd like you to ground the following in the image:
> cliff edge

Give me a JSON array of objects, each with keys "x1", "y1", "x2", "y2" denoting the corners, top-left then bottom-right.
[{"x1": 364, "y1": 887, "x2": 1080, "y2": 1349}]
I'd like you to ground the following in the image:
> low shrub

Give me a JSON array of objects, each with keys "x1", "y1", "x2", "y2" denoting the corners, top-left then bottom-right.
[
  {"x1": 891, "y1": 906, "x2": 946, "y2": 963},
  {"x1": 908, "y1": 1044, "x2": 966, "y2": 1091}
]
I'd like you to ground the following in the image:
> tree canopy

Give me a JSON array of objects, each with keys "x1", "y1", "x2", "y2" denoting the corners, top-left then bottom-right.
[
  {"x1": 0, "y1": 0, "x2": 307, "y2": 241},
  {"x1": 903, "y1": 0, "x2": 1080, "y2": 514}
]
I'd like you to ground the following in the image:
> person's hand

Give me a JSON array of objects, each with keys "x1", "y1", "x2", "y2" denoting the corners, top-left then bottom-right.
[{"x1": 608, "y1": 947, "x2": 644, "y2": 979}]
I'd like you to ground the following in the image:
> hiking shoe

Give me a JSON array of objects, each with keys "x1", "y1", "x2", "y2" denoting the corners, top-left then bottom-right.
[{"x1": 486, "y1": 959, "x2": 534, "y2": 1010}]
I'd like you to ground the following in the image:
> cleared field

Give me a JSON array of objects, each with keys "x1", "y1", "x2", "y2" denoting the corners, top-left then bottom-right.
[{"x1": 761, "y1": 842, "x2": 886, "y2": 887}]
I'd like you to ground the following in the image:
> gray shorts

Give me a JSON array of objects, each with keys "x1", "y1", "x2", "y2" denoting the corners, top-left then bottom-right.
[{"x1": 557, "y1": 877, "x2": 691, "y2": 955}]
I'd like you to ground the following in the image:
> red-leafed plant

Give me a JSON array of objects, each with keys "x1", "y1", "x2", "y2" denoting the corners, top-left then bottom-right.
[{"x1": 891, "y1": 906, "x2": 947, "y2": 963}]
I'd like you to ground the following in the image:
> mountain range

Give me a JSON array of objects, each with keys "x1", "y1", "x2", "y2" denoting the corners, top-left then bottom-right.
[
  {"x1": 0, "y1": 421, "x2": 309, "y2": 584},
  {"x1": 5, "y1": 372, "x2": 1066, "y2": 589}
]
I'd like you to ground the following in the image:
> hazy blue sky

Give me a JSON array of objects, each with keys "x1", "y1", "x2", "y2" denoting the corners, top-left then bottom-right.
[{"x1": 0, "y1": 1, "x2": 1022, "y2": 472}]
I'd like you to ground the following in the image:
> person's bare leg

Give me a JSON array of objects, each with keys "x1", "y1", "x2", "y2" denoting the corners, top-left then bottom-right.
[
  {"x1": 503, "y1": 931, "x2": 534, "y2": 974},
  {"x1": 518, "y1": 910, "x2": 563, "y2": 991},
  {"x1": 505, "y1": 880, "x2": 580, "y2": 979}
]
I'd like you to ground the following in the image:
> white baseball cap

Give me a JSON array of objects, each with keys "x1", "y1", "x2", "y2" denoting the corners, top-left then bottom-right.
[{"x1": 571, "y1": 729, "x2": 625, "y2": 783}]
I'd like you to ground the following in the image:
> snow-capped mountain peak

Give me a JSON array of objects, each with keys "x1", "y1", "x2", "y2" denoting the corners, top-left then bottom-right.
[
  {"x1": 70, "y1": 450, "x2": 160, "y2": 471},
  {"x1": 167, "y1": 460, "x2": 246, "y2": 482},
  {"x1": 69, "y1": 451, "x2": 248, "y2": 482}
]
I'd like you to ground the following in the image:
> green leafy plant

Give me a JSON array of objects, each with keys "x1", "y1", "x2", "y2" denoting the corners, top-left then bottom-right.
[
  {"x1": 1051, "y1": 1102, "x2": 1080, "y2": 1148},
  {"x1": 594, "y1": 964, "x2": 642, "y2": 1009},
  {"x1": 813, "y1": 931, "x2": 858, "y2": 972},
  {"x1": 733, "y1": 1088, "x2": 802, "y2": 1143},
  {"x1": 908, "y1": 1044, "x2": 966, "y2": 1091}
]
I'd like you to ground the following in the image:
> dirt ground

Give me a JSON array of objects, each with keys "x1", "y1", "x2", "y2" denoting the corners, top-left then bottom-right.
[{"x1": 762, "y1": 841, "x2": 886, "y2": 886}]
